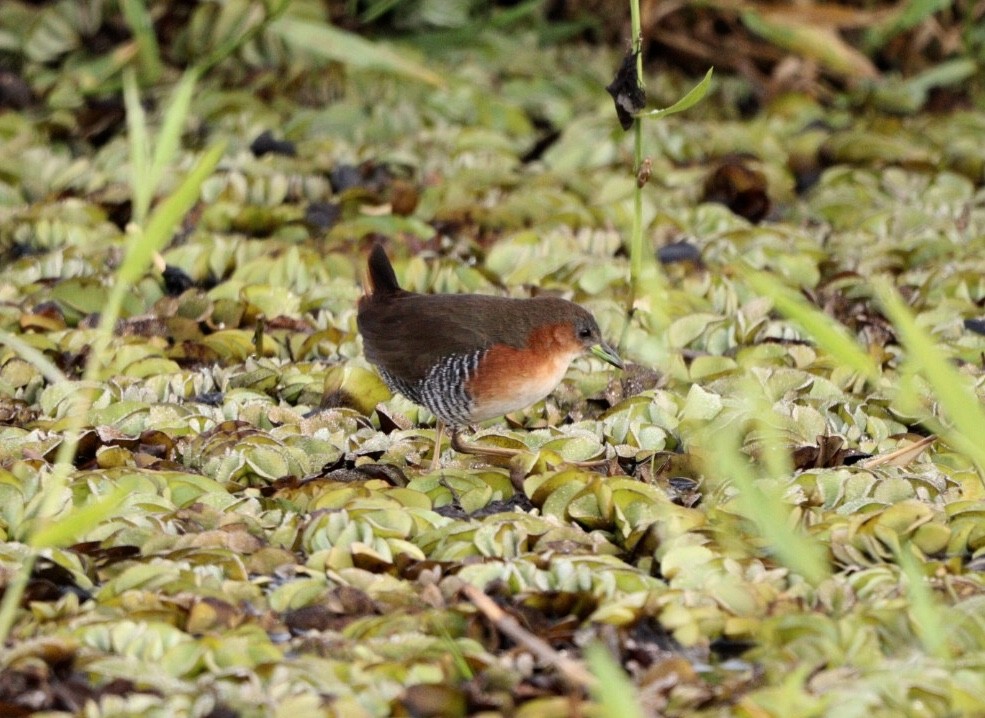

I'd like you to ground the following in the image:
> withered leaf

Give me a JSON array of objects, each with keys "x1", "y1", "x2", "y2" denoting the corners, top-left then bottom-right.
[{"x1": 606, "y1": 50, "x2": 646, "y2": 130}]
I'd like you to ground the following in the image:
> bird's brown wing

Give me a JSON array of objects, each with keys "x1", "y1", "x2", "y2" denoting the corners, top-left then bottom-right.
[{"x1": 357, "y1": 293, "x2": 548, "y2": 384}]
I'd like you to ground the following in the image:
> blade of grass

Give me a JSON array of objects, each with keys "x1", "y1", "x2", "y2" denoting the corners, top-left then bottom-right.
[
  {"x1": 739, "y1": 375, "x2": 795, "y2": 483},
  {"x1": 0, "y1": 331, "x2": 68, "y2": 384},
  {"x1": 900, "y1": 58, "x2": 978, "y2": 98},
  {"x1": 436, "y1": 625, "x2": 474, "y2": 681},
  {"x1": 74, "y1": 42, "x2": 140, "y2": 96},
  {"x1": 32, "y1": 140, "x2": 224, "y2": 549},
  {"x1": 896, "y1": 542, "x2": 951, "y2": 660},
  {"x1": 697, "y1": 404, "x2": 831, "y2": 586},
  {"x1": 147, "y1": 69, "x2": 201, "y2": 213},
  {"x1": 30, "y1": 486, "x2": 130, "y2": 548},
  {"x1": 0, "y1": 559, "x2": 31, "y2": 648},
  {"x1": 628, "y1": 0, "x2": 644, "y2": 292},
  {"x1": 742, "y1": 268, "x2": 880, "y2": 382},
  {"x1": 489, "y1": 0, "x2": 545, "y2": 28},
  {"x1": 741, "y1": 8, "x2": 877, "y2": 79},
  {"x1": 119, "y1": 0, "x2": 162, "y2": 82},
  {"x1": 872, "y1": 276, "x2": 985, "y2": 476},
  {"x1": 0, "y1": 482, "x2": 130, "y2": 640},
  {"x1": 360, "y1": 0, "x2": 403, "y2": 24},
  {"x1": 46, "y1": 105, "x2": 224, "y2": 519},
  {"x1": 269, "y1": 16, "x2": 445, "y2": 87},
  {"x1": 585, "y1": 643, "x2": 645, "y2": 718},
  {"x1": 106, "y1": 140, "x2": 226, "y2": 319},
  {"x1": 123, "y1": 67, "x2": 152, "y2": 224},
  {"x1": 198, "y1": 0, "x2": 283, "y2": 73},
  {"x1": 865, "y1": 0, "x2": 952, "y2": 52},
  {"x1": 126, "y1": 67, "x2": 203, "y2": 225}
]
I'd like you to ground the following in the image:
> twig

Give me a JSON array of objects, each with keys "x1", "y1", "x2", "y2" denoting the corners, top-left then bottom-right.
[
  {"x1": 460, "y1": 583, "x2": 597, "y2": 690},
  {"x1": 859, "y1": 435, "x2": 937, "y2": 469}
]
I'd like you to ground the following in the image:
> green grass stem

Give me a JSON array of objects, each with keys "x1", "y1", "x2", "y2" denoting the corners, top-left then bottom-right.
[
  {"x1": 896, "y1": 542, "x2": 952, "y2": 660},
  {"x1": 872, "y1": 277, "x2": 985, "y2": 477},
  {"x1": 698, "y1": 390, "x2": 831, "y2": 586},
  {"x1": 120, "y1": 0, "x2": 163, "y2": 82},
  {"x1": 742, "y1": 268, "x2": 880, "y2": 382},
  {"x1": 585, "y1": 642, "x2": 646, "y2": 718}
]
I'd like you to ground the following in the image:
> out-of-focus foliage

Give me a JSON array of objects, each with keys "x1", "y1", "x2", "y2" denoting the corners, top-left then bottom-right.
[{"x1": 335, "y1": 0, "x2": 984, "y2": 110}]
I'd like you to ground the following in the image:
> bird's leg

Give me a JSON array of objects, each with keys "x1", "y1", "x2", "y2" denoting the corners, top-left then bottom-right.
[
  {"x1": 450, "y1": 428, "x2": 525, "y2": 459},
  {"x1": 429, "y1": 420, "x2": 446, "y2": 472}
]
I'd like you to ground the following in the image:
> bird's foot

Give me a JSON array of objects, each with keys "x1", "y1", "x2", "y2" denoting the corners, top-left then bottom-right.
[
  {"x1": 448, "y1": 429, "x2": 614, "y2": 473},
  {"x1": 450, "y1": 429, "x2": 525, "y2": 459}
]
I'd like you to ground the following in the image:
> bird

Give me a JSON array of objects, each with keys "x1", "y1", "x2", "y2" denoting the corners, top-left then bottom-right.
[{"x1": 356, "y1": 244, "x2": 623, "y2": 468}]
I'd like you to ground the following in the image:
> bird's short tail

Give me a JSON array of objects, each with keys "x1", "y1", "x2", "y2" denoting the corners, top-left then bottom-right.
[{"x1": 366, "y1": 244, "x2": 401, "y2": 297}]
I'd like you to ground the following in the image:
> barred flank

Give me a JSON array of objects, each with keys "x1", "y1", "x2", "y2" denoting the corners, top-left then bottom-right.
[{"x1": 379, "y1": 350, "x2": 483, "y2": 426}]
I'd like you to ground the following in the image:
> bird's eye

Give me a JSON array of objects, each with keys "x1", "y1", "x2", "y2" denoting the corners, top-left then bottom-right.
[{"x1": 578, "y1": 326, "x2": 593, "y2": 339}]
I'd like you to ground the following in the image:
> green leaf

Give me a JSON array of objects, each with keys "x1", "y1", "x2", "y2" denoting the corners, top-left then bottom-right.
[
  {"x1": 682, "y1": 384, "x2": 723, "y2": 423},
  {"x1": 638, "y1": 67, "x2": 713, "y2": 120}
]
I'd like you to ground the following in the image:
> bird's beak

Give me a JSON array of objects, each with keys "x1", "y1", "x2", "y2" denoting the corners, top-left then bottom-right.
[{"x1": 590, "y1": 342, "x2": 624, "y2": 369}]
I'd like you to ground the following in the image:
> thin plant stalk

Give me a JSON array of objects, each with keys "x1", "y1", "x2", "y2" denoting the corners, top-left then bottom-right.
[
  {"x1": 626, "y1": 0, "x2": 671, "y2": 329},
  {"x1": 629, "y1": 0, "x2": 644, "y2": 288},
  {"x1": 622, "y1": 0, "x2": 710, "y2": 326}
]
